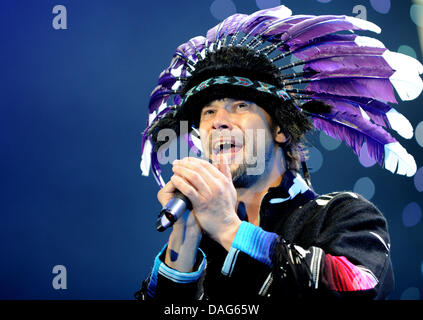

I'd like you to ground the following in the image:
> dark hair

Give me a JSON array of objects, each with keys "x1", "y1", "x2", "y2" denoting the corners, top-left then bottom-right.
[{"x1": 150, "y1": 46, "x2": 330, "y2": 172}]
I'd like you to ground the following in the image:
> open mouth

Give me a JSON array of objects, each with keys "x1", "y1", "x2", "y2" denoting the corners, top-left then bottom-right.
[{"x1": 212, "y1": 138, "x2": 243, "y2": 156}]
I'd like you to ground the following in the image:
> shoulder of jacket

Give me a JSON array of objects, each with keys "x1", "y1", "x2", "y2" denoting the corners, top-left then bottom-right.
[{"x1": 313, "y1": 191, "x2": 364, "y2": 206}]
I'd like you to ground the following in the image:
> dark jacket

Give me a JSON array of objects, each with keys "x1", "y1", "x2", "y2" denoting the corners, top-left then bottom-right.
[{"x1": 135, "y1": 170, "x2": 394, "y2": 301}]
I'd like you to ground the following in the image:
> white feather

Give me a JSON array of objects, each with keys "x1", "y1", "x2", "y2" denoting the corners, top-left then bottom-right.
[
  {"x1": 171, "y1": 80, "x2": 181, "y2": 91},
  {"x1": 157, "y1": 101, "x2": 168, "y2": 114},
  {"x1": 359, "y1": 106, "x2": 371, "y2": 121},
  {"x1": 170, "y1": 64, "x2": 184, "y2": 77},
  {"x1": 209, "y1": 42, "x2": 215, "y2": 53},
  {"x1": 189, "y1": 128, "x2": 203, "y2": 153},
  {"x1": 217, "y1": 39, "x2": 222, "y2": 50},
  {"x1": 389, "y1": 69, "x2": 423, "y2": 101},
  {"x1": 384, "y1": 142, "x2": 416, "y2": 176},
  {"x1": 200, "y1": 48, "x2": 206, "y2": 60},
  {"x1": 354, "y1": 36, "x2": 385, "y2": 48},
  {"x1": 153, "y1": 173, "x2": 165, "y2": 188},
  {"x1": 345, "y1": 16, "x2": 381, "y2": 34},
  {"x1": 140, "y1": 139, "x2": 152, "y2": 176},
  {"x1": 148, "y1": 110, "x2": 157, "y2": 126},
  {"x1": 382, "y1": 50, "x2": 423, "y2": 74},
  {"x1": 386, "y1": 108, "x2": 413, "y2": 139}
]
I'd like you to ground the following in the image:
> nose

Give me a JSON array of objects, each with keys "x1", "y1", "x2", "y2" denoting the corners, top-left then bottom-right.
[{"x1": 212, "y1": 108, "x2": 233, "y2": 130}]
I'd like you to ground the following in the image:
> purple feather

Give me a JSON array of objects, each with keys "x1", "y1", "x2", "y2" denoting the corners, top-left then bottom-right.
[
  {"x1": 311, "y1": 112, "x2": 397, "y2": 166},
  {"x1": 174, "y1": 46, "x2": 189, "y2": 60},
  {"x1": 297, "y1": 33, "x2": 357, "y2": 45},
  {"x1": 173, "y1": 95, "x2": 182, "y2": 106},
  {"x1": 151, "y1": 150, "x2": 165, "y2": 188},
  {"x1": 149, "y1": 99, "x2": 172, "y2": 118},
  {"x1": 188, "y1": 36, "x2": 206, "y2": 53},
  {"x1": 233, "y1": 5, "x2": 292, "y2": 40},
  {"x1": 281, "y1": 15, "x2": 346, "y2": 42},
  {"x1": 242, "y1": 15, "x2": 275, "y2": 34},
  {"x1": 158, "y1": 72, "x2": 179, "y2": 88},
  {"x1": 293, "y1": 39, "x2": 386, "y2": 61},
  {"x1": 305, "y1": 78, "x2": 397, "y2": 103},
  {"x1": 304, "y1": 55, "x2": 394, "y2": 79},
  {"x1": 176, "y1": 42, "x2": 192, "y2": 56},
  {"x1": 175, "y1": 37, "x2": 206, "y2": 63},
  {"x1": 182, "y1": 132, "x2": 202, "y2": 156},
  {"x1": 207, "y1": 13, "x2": 248, "y2": 42},
  {"x1": 312, "y1": 94, "x2": 393, "y2": 111},
  {"x1": 248, "y1": 18, "x2": 284, "y2": 37},
  {"x1": 148, "y1": 86, "x2": 174, "y2": 112},
  {"x1": 310, "y1": 94, "x2": 392, "y2": 128},
  {"x1": 281, "y1": 16, "x2": 380, "y2": 50},
  {"x1": 261, "y1": 15, "x2": 314, "y2": 37},
  {"x1": 243, "y1": 5, "x2": 291, "y2": 28},
  {"x1": 148, "y1": 96, "x2": 165, "y2": 115},
  {"x1": 314, "y1": 97, "x2": 389, "y2": 129}
]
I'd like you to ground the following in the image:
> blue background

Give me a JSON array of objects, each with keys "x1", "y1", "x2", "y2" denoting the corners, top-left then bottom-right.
[{"x1": 0, "y1": 0, "x2": 422, "y2": 299}]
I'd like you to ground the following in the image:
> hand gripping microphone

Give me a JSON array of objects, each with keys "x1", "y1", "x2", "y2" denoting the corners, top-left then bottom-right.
[{"x1": 156, "y1": 190, "x2": 192, "y2": 232}]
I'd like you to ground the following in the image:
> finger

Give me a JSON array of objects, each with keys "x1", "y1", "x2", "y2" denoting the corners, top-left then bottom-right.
[
  {"x1": 157, "y1": 179, "x2": 177, "y2": 206},
  {"x1": 161, "y1": 178, "x2": 176, "y2": 193},
  {"x1": 172, "y1": 164, "x2": 212, "y2": 196},
  {"x1": 170, "y1": 174, "x2": 202, "y2": 206},
  {"x1": 174, "y1": 158, "x2": 222, "y2": 186},
  {"x1": 177, "y1": 157, "x2": 225, "y2": 182}
]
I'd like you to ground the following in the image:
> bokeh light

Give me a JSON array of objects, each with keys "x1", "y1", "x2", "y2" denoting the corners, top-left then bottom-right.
[
  {"x1": 414, "y1": 167, "x2": 423, "y2": 192},
  {"x1": 307, "y1": 146, "x2": 323, "y2": 173},
  {"x1": 319, "y1": 131, "x2": 342, "y2": 151},
  {"x1": 400, "y1": 287, "x2": 421, "y2": 300},
  {"x1": 410, "y1": 4, "x2": 423, "y2": 28},
  {"x1": 316, "y1": 0, "x2": 332, "y2": 3},
  {"x1": 398, "y1": 45, "x2": 417, "y2": 59},
  {"x1": 353, "y1": 177, "x2": 375, "y2": 200},
  {"x1": 359, "y1": 143, "x2": 377, "y2": 168},
  {"x1": 256, "y1": 0, "x2": 280, "y2": 10},
  {"x1": 415, "y1": 121, "x2": 423, "y2": 147},
  {"x1": 402, "y1": 202, "x2": 422, "y2": 227},
  {"x1": 369, "y1": 0, "x2": 391, "y2": 14},
  {"x1": 210, "y1": 0, "x2": 237, "y2": 21}
]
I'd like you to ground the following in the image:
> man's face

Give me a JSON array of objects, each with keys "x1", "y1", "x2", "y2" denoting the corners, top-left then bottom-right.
[{"x1": 198, "y1": 98, "x2": 276, "y2": 187}]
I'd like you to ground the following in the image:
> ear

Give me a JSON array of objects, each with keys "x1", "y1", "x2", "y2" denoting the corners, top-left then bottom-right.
[{"x1": 274, "y1": 126, "x2": 287, "y2": 144}]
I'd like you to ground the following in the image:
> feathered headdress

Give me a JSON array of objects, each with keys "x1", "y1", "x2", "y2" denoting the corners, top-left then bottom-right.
[{"x1": 140, "y1": 5, "x2": 423, "y2": 187}]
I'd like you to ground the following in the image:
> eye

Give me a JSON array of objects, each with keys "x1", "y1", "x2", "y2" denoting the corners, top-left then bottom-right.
[
  {"x1": 201, "y1": 108, "x2": 215, "y2": 117},
  {"x1": 235, "y1": 102, "x2": 250, "y2": 111}
]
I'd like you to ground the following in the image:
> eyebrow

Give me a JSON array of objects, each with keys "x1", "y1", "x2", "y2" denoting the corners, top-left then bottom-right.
[{"x1": 203, "y1": 99, "x2": 252, "y2": 109}]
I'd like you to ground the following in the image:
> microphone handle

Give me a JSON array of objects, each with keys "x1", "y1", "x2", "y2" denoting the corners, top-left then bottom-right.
[{"x1": 156, "y1": 190, "x2": 192, "y2": 232}]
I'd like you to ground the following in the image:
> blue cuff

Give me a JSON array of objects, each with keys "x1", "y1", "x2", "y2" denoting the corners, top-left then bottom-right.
[
  {"x1": 146, "y1": 243, "x2": 206, "y2": 298},
  {"x1": 231, "y1": 221, "x2": 278, "y2": 267}
]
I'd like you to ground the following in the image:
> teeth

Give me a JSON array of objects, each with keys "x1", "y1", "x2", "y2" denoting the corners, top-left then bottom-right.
[{"x1": 213, "y1": 140, "x2": 238, "y2": 153}]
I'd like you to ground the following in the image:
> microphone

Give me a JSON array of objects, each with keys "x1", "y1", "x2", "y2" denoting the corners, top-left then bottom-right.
[{"x1": 156, "y1": 190, "x2": 192, "y2": 232}]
